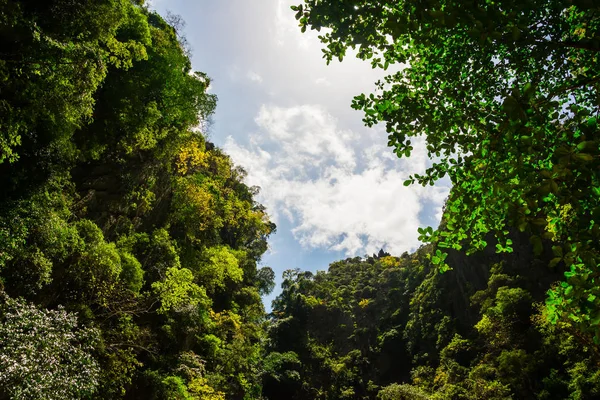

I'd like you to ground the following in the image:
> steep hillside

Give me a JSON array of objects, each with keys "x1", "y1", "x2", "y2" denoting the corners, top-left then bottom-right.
[
  {"x1": 264, "y1": 237, "x2": 600, "y2": 399},
  {"x1": 0, "y1": 2, "x2": 273, "y2": 398}
]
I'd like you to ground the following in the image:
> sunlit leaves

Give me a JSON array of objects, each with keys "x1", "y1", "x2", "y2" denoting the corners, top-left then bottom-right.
[
  {"x1": 172, "y1": 176, "x2": 217, "y2": 238},
  {"x1": 296, "y1": 0, "x2": 600, "y2": 340},
  {"x1": 0, "y1": 3, "x2": 275, "y2": 398},
  {"x1": 151, "y1": 267, "x2": 210, "y2": 314},
  {"x1": 0, "y1": 0, "x2": 153, "y2": 164},
  {"x1": 199, "y1": 246, "x2": 244, "y2": 291},
  {"x1": 176, "y1": 137, "x2": 208, "y2": 175}
]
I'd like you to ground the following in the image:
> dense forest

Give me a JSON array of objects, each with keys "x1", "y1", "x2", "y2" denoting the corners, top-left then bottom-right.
[
  {"x1": 0, "y1": 1, "x2": 274, "y2": 398},
  {"x1": 0, "y1": 0, "x2": 598, "y2": 399}
]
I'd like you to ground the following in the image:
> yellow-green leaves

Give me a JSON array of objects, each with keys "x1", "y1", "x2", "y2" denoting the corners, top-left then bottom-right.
[
  {"x1": 152, "y1": 267, "x2": 210, "y2": 314},
  {"x1": 176, "y1": 137, "x2": 208, "y2": 175},
  {"x1": 119, "y1": 251, "x2": 144, "y2": 293},
  {"x1": 199, "y1": 246, "x2": 244, "y2": 291},
  {"x1": 0, "y1": 4, "x2": 274, "y2": 398}
]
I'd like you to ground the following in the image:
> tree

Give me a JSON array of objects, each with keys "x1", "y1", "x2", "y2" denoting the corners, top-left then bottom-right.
[
  {"x1": 0, "y1": 295, "x2": 100, "y2": 399},
  {"x1": 0, "y1": 3, "x2": 275, "y2": 398},
  {"x1": 293, "y1": 0, "x2": 600, "y2": 340},
  {"x1": 0, "y1": 0, "x2": 151, "y2": 183},
  {"x1": 377, "y1": 383, "x2": 430, "y2": 400},
  {"x1": 265, "y1": 246, "x2": 600, "y2": 399}
]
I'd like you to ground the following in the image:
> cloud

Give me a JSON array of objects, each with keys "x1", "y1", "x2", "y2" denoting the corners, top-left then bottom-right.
[
  {"x1": 224, "y1": 104, "x2": 449, "y2": 256},
  {"x1": 315, "y1": 77, "x2": 332, "y2": 86},
  {"x1": 247, "y1": 71, "x2": 263, "y2": 83}
]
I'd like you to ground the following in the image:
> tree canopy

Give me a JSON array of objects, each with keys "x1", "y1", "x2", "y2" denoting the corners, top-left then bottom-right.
[
  {"x1": 293, "y1": 0, "x2": 600, "y2": 342},
  {"x1": 0, "y1": 1, "x2": 274, "y2": 398},
  {"x1": 265, "y1": 246, "x2": 600, "y2": 399},
  {"x1": 2, "y1": 0, "x2": 600, "y2": 398}
]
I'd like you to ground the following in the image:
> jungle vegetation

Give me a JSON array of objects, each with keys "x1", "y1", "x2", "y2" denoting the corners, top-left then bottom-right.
[
  {"x1": 0, "y1": 0, "x2": 599, "y2": 399},
  {"x1": 0, "y1": 1, "x2": 273, "y2": 398}
]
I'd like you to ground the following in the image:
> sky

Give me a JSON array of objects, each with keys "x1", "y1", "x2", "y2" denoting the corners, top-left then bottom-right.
[{"x1": 149, "y1": 0, "x2": 450, "y2": 309}]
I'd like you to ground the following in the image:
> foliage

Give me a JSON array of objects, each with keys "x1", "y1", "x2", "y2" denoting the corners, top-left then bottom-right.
[
  {"x1": 265, "y1": 252, "x2": 428, "y2": 399},
  {"x1": 4, "y1": 0, "x2": 600, "y2": 398},
  {"x1": 293, "y1": 0, "x2": 600, "y2": 341},
  {"x1": 0, "y1": 2, "x2": 275, "y2": 398},
  {"x1": 377, "y1": 383, "x2": 430, "y2": 400},
  {"x1": 0, "y1": 295, "x2": 100, "y2": 399},
  {"x1": 265, "y1": 244, "x2": 600, "y2": 399},
  {"x1": 152, "y1": 267, "x2": 210, "y2": 314}
]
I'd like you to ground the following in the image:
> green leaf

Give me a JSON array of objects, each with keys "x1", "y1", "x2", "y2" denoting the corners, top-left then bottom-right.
[
  {"x1": 565, "y1": 285, "x2": 573, "y2": 296},
  {"x1": 576, "y1": 141, "x2": 595, "y2": 151},
  {"x1": 439, "y1": 262, "x2": 452, "y2": 273},
  {"x1": 588, "y1": 294, "x2": 597, "y2": 302},
  {"x1": 518, "y1": 220, "x2": 528, "y2": 232},
  {"x1": 552, "y1": 245, "x2": 563, "y2": 258},
  {"x1": 532, "y1": 218, "x2": 547, "y2": 227},
  {"x1": 530, "y1": 235, "x2": 543, "y2": 256},
  {"x1": 576, "y1": 153, "x2": 593, "y2": 162},
  {"x1": 549, "y1": 257, "x2": 562, "y2": 268}
]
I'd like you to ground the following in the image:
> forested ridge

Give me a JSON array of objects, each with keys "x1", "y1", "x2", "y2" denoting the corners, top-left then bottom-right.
[
  {"x1": 0, "y1": 0, "x2": 599, "y2": 399},
  {"x1": 0, "y1": 1, "x2": 274, "y2": 398}
]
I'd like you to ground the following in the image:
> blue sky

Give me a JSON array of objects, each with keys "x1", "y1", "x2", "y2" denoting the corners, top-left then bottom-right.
[{"x1": 149, "y1": 0, "x2": 450, "y2": 309}]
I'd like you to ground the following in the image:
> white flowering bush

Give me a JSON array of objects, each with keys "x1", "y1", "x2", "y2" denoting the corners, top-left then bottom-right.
[{"x1": 0, "y1": 296, "x2": 100, "y2": 399}]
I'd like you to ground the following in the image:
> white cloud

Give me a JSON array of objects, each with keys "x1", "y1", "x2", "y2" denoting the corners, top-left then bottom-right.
[
  {"x1": 224, "y1": 104, "x2": 449, "y2": 256},
  {"x1": 315, "y1": 77, "x2": 332, "y2": 86},
  {"x1": 247, "y1": 71, "x2": 263, "y2": 83}
]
